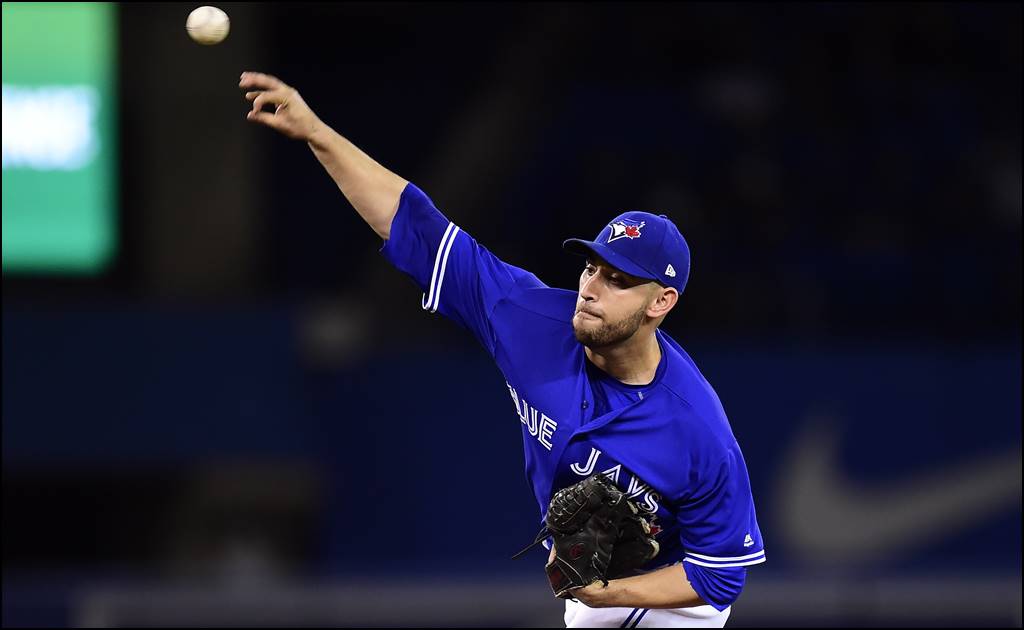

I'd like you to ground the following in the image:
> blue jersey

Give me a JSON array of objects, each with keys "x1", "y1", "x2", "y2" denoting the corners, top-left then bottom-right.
[{"x1": 381, "y1": 183, "x2": 765, "y2": 608}]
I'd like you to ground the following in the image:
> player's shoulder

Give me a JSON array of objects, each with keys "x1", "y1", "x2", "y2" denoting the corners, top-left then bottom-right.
[
  {"x1": 657, "y1": 333, "x2": 724, "y2": 410},
  {"x1": 655, "y1": 332, "x2": 738, "y2": 447}
]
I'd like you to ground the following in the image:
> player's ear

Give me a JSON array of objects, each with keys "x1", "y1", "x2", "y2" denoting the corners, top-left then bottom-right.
[{"x1": 646, "y1": 285, "x2": 678, "y2": 319}]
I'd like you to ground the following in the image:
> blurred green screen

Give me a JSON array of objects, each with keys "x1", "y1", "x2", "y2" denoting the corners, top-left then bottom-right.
[{"x1": 2, "y1": 2, "x2": 117, "y2": 274}]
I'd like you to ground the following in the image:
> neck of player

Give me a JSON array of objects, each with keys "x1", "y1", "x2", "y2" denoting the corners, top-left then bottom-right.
[{"x1": 585, "y1": 330, "x2": 661, "y2": 386}]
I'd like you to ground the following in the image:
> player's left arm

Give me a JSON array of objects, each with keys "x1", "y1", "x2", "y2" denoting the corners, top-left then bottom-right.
[
  {"x1": 570, "y1": 563, "x2": 707, "y2": 609},
  {"x1": 575, "y1": 443, "x2": 764, "y2": 610}
]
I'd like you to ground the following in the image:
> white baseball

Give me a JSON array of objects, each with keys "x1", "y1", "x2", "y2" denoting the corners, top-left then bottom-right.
[{"x1": 186, "y1": 6, "x2": 230, "y2": 45}]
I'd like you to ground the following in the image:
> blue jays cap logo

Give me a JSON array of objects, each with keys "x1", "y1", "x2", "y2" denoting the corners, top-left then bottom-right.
[{"x1": 607, "y1": 220, "x2": 645, "y2": 243}]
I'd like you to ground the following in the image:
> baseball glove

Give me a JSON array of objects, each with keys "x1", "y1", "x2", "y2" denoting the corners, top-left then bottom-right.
[{"x1": 513, "y1": 474, "x2": 660, "y2": 598}]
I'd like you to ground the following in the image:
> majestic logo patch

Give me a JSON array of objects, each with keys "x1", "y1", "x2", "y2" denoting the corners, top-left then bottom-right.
[{"x1": 607, "y1": 220, "x2": 645, "y2": 243}]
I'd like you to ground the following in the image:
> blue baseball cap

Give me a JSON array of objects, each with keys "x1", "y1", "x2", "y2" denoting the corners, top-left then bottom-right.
[{"x1": 563, "y1": 211, "x2": 690, "y2": 294}]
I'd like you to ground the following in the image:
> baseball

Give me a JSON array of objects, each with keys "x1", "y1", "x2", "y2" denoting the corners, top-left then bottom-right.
[{"x1": 186, "y1": 6, "x2": 230, "y2": 45}]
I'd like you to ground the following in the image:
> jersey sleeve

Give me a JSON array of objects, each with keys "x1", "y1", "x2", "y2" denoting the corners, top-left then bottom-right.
[
  {"x1": 681, "y1": 564, "x2": 746, "y2": 611},
  {"x1": 379, "y1": 182, "x2": 544, "y2": 354},
  {"x1": 675, "y1": 444, "x2": 766, "y2": 575}
]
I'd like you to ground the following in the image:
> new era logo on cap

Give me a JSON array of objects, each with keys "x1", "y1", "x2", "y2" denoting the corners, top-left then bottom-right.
[{"x1": 665, "y1": 264, "x2": 676, "y2": 278}]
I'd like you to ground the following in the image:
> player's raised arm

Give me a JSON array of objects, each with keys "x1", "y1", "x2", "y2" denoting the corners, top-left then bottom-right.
[{"x1": 239, "y1": 71, "x2": 407, "y2": 240}]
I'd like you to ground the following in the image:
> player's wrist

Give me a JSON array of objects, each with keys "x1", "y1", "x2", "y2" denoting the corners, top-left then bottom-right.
[
  {"x1": 305, "y1": 118, "x2": 332, "y2": 149},
  {"x1": 571, "y1": 579, "x2": 618, "y2": 608}
]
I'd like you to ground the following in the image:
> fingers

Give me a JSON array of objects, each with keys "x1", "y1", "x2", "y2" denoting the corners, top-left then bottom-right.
[
  {"x1": 239, "y1": 71, "x2": 286, "y2": 91},
  {"x1": 250, "y1": 88, "x2": 291, "y2": 114},
  {"x1": 239, "y1": 73, "x2": 306, "y2": 138},
  {"x1": 246, "y1": 110, "x2": 285, "y2": 131}
]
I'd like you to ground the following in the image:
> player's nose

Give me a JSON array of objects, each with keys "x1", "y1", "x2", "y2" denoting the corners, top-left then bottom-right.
[{"x1": 579, "y1": 275, "x2": 600, "y2": 301}]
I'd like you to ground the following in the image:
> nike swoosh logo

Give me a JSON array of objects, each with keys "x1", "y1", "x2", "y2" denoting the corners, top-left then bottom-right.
[{"x1": 777, "y1": 417, "x2": 1022, "y2": 566}]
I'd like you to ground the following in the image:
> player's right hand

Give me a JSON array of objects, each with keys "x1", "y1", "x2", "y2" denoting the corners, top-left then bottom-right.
[{"x1": 239, "y1": 71, "x2": 322, "y2": 142}]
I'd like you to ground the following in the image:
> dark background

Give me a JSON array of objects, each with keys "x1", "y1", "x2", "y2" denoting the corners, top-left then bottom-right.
[{"x1": 3, "y1": 2, "x2": 1021, "y2": 627}]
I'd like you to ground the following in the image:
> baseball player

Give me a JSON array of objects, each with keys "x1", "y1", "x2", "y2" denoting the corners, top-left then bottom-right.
[{"x1": 240, "y1": 71, "x2": 765, "y2": 628}]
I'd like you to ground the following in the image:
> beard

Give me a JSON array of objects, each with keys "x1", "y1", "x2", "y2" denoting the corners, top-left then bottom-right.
[{"x1": 573, "y1": 304, "x2": 647, "y2": 349}]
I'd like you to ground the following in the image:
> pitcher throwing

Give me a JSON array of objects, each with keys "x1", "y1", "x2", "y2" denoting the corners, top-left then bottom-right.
[{"x1": 240, "y1": 71, "x2": 766, "y2": 628}]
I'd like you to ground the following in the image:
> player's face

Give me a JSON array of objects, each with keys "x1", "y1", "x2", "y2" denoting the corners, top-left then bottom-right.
[{"x1": 573, "y1": 257, "x2": 657, "y2": 348}]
